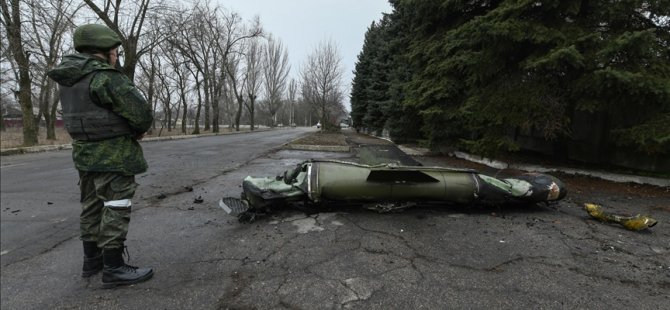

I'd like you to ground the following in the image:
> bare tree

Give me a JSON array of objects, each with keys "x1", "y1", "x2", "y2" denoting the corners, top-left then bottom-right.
[
  {"x1": 165, "y1": 3, "x2": 261, "y2": 133},
  {"x1": 82, "y1": 0, "x2": 171, "y2": 80},
  {"x1": 161, "y1": 40, "x2": 192, "y2": 134},
  {"x1": 134, "y1": 11, "x2": 181, "y2": 133},
  {"x1": 152, "y1": 56, "x2": 177, "y2": 135},
  {"x1": 262, "y1": 35, "x2": 290, "y2": 127},
  {"x1": 218, "y1": 70, "x2": 235, "y2": 129},
  {"x1": 300, "y1": 39, "x2": 345, "y2": 131},
  {"x1": 1, "y1": 0, "x2": 38, "y2": 145},
  {"x1": 0, "y1": 5, "x2": 18, "y2": 134},
  {"x1": 213, "y1": 11, "x2": 262, "y2": 132},
  {"x1": 136, "y1": 45, "x2": 158, "y2": 131},
  {"x1": 167, "y1": 3, "x2": 215, "y2": 133},
  {"x1": 286, "y1": 78, "x2": 297, "y2": 126},
  {"x1": 184, "y1": 64, "x2": 204, "y2": 134},
  {"x1": 0, "y1": 54, "x2": 16, "y2": 132},
  {"x1": 293, "y1": 97, "x2": 319, "y2": 127},
  {"x1": 225, "y1": 51, "x2": 247, "y2": 131},
  {"x1": 26, "y1": 0, "x2": 82, "y2": 140},
  {"x1": 245, "y1": 38, "x2": 262, "y2": 131}
]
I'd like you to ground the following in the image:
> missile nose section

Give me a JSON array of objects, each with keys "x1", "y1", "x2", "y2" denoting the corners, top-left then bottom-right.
[
  {"x1": 548, "y1": 175, "x2": 567, "y2": 201},
  {"x1": 511, "y1": 173, "x2": 567, "y2": 202}
]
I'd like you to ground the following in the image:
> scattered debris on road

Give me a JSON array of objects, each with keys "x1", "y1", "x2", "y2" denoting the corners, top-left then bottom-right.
[{"x1": 584, "y1": 203, "x2": 658, "y2": 231}]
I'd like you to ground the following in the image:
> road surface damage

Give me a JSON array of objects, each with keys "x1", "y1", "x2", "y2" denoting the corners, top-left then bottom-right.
[
  {"x1": 220, "y1": 160, "x2": 568, "y2": 222},
  {"x1": 220, "y1": 160, "x2": 659, "y2": 230}
]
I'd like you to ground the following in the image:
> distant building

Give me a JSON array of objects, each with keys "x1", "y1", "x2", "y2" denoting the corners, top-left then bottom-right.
[{"x1": 2, "y1": 106, "x2": 64, "y2": 128}]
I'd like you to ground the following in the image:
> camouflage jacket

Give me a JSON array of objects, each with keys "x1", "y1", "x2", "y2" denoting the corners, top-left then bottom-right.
[{"x1": 48, "y1": 54, "x2": 153, "y2": 175}]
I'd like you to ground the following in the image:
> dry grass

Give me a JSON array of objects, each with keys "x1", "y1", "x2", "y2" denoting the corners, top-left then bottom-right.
[
  {"x1": 289, "y1": 131, "x2": 348, "y2": 146},
  {"x1": 1, "y1": 127, "x2": 72, "y2": 149}
]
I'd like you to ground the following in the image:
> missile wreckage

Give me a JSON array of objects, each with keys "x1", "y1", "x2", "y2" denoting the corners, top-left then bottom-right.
[
  {"x1": 219, "y1": 159, "x2": 567, "y2": 222},
  {"x1": 584, "y1": 203, "x2": 658, "y2": 231}
]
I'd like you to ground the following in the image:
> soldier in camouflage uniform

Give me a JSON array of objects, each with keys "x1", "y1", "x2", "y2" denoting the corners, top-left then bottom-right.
[{"x1": 48, "y1": 24, "x2": 154, "y2": 288}]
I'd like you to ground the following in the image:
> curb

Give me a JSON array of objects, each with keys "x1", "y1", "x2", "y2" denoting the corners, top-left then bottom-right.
[
  {"x1": 1, "y1": 144, "x2": 73, "y2": 156},
  {"x1": 0, "y1": 129, "x2": 272, "y2": 157},
  {"x1": 449, "y1": 151, "x2": 669, "y2": 187},
  {"x1": 285, "y1": 144, "x2": 350, "y2": 152},
  {"x1": 397, "y1": 145, "x2": 669, "y2": 187}
]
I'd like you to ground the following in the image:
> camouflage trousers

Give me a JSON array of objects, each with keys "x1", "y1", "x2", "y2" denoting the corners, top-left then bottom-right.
[{"x1": 78, "y1": 171, "x2": 138, "y2": 249}]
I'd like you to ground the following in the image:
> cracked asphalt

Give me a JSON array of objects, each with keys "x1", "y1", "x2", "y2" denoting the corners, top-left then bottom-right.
[{"x1": 2, "y1": 130, "x2": 669, "y2": 309}]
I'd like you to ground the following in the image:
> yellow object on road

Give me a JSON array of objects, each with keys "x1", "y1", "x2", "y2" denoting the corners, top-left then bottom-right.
[{"x1": 584, "y1": 203, "x2": 658, "y2": 231}]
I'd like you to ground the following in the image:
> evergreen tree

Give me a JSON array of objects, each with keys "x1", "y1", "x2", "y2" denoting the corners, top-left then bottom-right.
[
  {"x1": 351, "y1": 3, "x2": 425, "y2": 141},
  {"x1": 350, "y1": 22, "x2": 377, "y2": 130},
  {"x1": 351, "y1": 17, "x2": 397, "y2": 135},
  {"x1": 362, "y1": 16, "x2": 392, "y2": 135},
  {"x1": 351, "y1": 0, "x2": 669, "y2": 166},
  {"x1": 401, "y1": 0, "x2": 669, "y2": 156},
  {"x1": 384, "y1": 0, "x2": 424, "y2": 143}
]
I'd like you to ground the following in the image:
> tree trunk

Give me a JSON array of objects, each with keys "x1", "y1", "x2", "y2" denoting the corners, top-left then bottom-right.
[
  {"x1": 39, "y1": 78, "x2": 59, "y2": 140},
  {"x1": 234, "y1": 94, "x2": 243, "y2": 131},
  {"x1": 166, "y1": 108, "x2": 172, "y2": 132},
  {"x1": 246, "y1": 94, "x2": 256, "y2": 131},
  {"x1": 2, "y1": 0, "x2": 38, "y2": 146},
  {"x1": 173, "y1": 104, "x2": 180, "y2": 132},
  {"x1": 146, "y1": 64, "x2": 156, "y2": 132},
  {"x1": 203, "y1": 78, "x2": 210, "y2": 131},
  {"x1": 212, "y1": 79, "x2": 221, "y2": 133},
  {"x1": 193, "y1": 80, "x2": 202, "y2": 134},
  {"x1": 180, "y1": 93, "x2": 188, "y2": 134},
  {"x1": 19, "y1": 82, "x2": 39, "y2": 146},
  {"x1": 46, "y1": 87, "x2": 59, "y2": 140}
]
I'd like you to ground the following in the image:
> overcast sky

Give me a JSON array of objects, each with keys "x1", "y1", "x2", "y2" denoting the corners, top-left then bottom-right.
[{"x1": 216, "y1": 0, "x2": 392, "y2": 110}]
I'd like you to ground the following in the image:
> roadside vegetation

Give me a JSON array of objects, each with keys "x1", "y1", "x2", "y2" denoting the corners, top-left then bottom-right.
[
  {"x1": 3, "y1": 1, "x2": 667, "y2": 174},
  {"x1": 1, "y1": 0, "x2": 346, "y2": 148},
  {"x1": 350, "y1": 1, "x2": 669, "y2": 173}
]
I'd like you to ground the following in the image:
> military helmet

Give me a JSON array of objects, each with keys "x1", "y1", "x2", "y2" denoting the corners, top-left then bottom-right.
[{"x1": 73, "y1": 24, "x2": 122, "y2": 53}]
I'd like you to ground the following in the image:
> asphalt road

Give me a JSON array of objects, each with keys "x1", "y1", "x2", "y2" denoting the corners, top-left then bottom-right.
[
  {"x1": 0, "y1": 128, "x2": 311, "y2": 268},
  {"x1": 1, "y1": 128, "x2": 669, "y2": 309}
]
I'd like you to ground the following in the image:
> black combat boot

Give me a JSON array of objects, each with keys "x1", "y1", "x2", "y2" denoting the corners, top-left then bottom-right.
[
  {"x1": 82, "y1": 241, "x2": 103, "y2": 277},
  {"x1": 102, "y1": 247, "x2": 153, "y2": 289}
]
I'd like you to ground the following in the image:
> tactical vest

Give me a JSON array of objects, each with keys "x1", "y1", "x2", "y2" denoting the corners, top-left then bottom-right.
[{"x1": 60, "y1": 71, "x2": 133, "y2": 141}]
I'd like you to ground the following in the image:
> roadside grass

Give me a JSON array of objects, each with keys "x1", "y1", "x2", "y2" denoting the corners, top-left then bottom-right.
[
  {"x1": 1, "y1": 127, "x2": 72, "y2": 149},
  {"x1": 288, "y1": 131, "x2": 347, "y2": 146}
]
